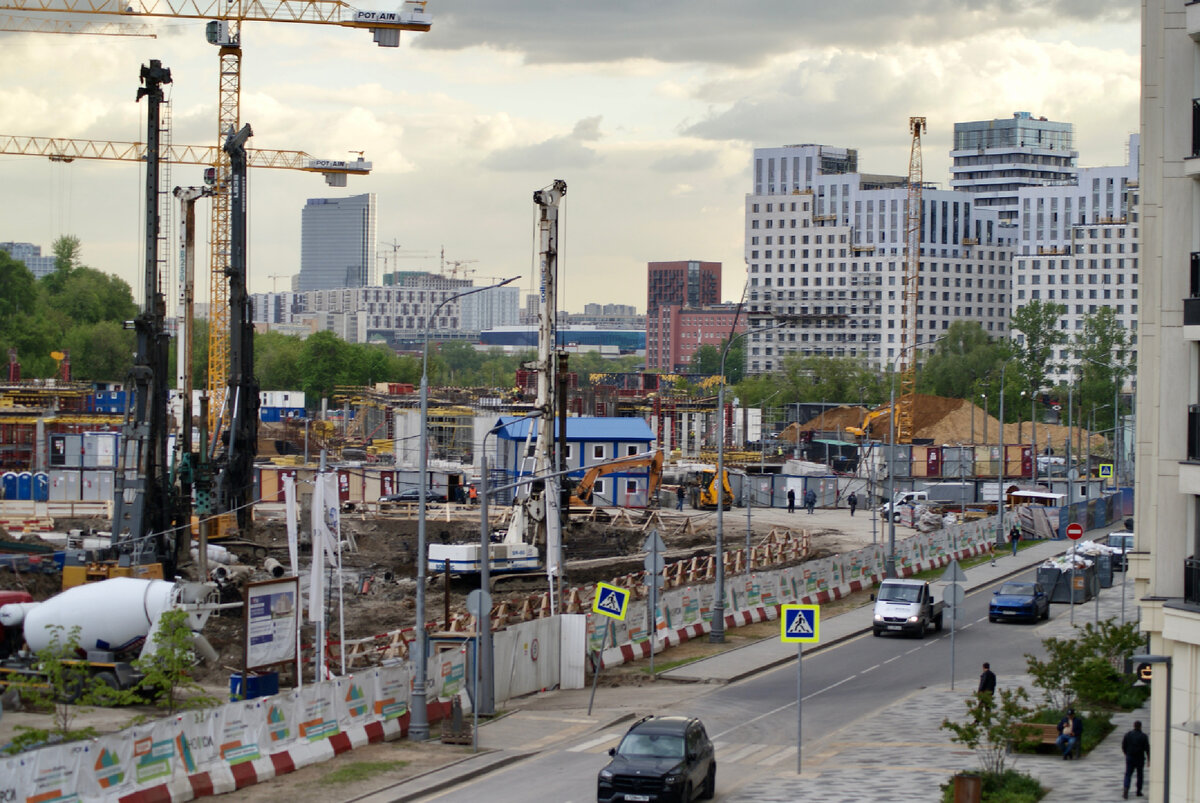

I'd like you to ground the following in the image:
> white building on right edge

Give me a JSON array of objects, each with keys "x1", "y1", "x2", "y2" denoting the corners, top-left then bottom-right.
[
  {"x1": 1135, "y1": 2, "x2": 1200, "y2": 801},
  {"x1": 1009, "y1": 136, "x2": 1140, "y2": 387}
]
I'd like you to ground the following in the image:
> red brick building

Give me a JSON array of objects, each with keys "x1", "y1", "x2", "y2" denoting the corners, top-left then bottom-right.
[
  {"x1": 647, "y1": 303, "x2": 744, "y2": 372},
  {"x1": 646, "y1": 260, "x2": 722, "y2": 314}
]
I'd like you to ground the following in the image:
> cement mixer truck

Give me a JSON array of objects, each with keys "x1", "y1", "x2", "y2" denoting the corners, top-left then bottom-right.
[{"x1": 0, "y1": 577, "x2": 221, "y2": 698}]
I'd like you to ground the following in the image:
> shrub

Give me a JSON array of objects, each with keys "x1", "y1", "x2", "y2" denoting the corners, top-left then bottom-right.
[{"x1": 941, "y1": 688, "x2": 1041, "y2": 775}]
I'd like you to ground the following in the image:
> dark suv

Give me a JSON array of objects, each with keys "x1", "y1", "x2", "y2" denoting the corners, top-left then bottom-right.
[{"x1": 597, "y1": 716, "x2": 715, "y2": 803}]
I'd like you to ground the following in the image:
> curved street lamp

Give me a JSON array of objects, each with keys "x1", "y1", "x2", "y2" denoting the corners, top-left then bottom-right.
[
  {"x1": 710, "y1": 316, "x2": 797, "y2": 643},
  {"x1": 410, "y1": 274, "x2": 518, "y2": 740}
]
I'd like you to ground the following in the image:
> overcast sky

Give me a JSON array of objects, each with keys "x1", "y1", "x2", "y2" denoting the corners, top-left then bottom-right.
[{"x1": 0, "y1": 1, "x2": 1140, "y2": 313}]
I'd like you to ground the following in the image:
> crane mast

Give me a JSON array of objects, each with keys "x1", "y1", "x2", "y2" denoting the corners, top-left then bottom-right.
[{"x1": 896, "y1": 116, "x2": 926, "y2": 445}]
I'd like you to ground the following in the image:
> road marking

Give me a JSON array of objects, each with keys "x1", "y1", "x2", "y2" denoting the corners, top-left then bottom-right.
[
  {"x1": 713, "y1": 674, "x2": 855, "y2": 740},
  {"x1": 760, "y1": 745, "x2": 797, "y2": 766},
  {"x1": 722, "y1": 743, "x2": 762, "y2": 763},
  {"x1": 861, "y1": 663, "x2": 880, "y2": 674},
  {"x1": 752, "y1": 743, "x2": 793, "y2": 764},
  {"x1": 883, "y1": 655, "x2": 902, "y2": 664},
  {"x1": 568, "y1": 732, "x2": 620, "y2": 753}
]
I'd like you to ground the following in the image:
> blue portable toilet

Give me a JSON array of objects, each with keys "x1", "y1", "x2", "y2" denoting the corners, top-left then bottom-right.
[
  {"x1": 16, "y1": 472, "x2": 33, "y2": 500},
  {"x1": 0, "y1": 472, "x2": 15, "y2": 500},
  {"x1": 33, "y1": 472, "x2": 49, "y2": 502}
]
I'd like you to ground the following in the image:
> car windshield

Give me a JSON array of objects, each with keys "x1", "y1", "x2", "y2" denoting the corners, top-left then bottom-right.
[
  {"x1": 618, "y1": 732, "x2": 685, "y2": 759},
  {"x1": 999, "y1": 583, "x2": 1035, "y2": 596},
  {"x1": 879, "y1": 584, "x2": 920, "y2": 602},
  {"x1": 1108, "y1": 535, "x2": 1133, "y2": 549}
]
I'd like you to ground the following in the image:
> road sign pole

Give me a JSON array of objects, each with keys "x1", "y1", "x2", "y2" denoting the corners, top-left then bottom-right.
[
  {"x1": 1070, "y1": 541, "x2": 1076, "y2": 627},
  {"x1": 796, "y1": 641, "x2": 803, "y2": 775}
]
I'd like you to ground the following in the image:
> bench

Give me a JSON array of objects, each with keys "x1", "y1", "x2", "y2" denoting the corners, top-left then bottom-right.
[{"x1": 1021, "y1": 723, "x2": 1080, "y2": 757}]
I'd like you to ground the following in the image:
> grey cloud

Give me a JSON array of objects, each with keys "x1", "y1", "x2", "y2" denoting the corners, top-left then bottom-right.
[
  {"x1": 482, "y1": 115, "x2": 603, "y2": 171},
  {"x1": 417, "y1": 1, "x2": 1136, "y2": 67}
]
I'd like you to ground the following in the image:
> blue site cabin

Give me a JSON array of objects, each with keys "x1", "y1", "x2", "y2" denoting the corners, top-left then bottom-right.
[{"x1": 492, "y1": 416, "x2": 656, "y2": 507}]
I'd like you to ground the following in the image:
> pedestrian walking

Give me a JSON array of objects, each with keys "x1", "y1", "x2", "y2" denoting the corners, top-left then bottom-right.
[
  {"x1": 675, "y1": 484, "x2": 685, "y2": 511},
  {"x1": 804, "y1": 489, "x2": 816, "y2": 514},
  {"x1": 1056, "y1": 708, "x2": 1084, "y2": 759},
  {"x1": 468, "y1": 485, "x2": 478, "y2": 505},
  {"x1": 989, "y1": 540, "x2": 996, "y2": 567},
  {"x1": 978, "y1": 662, "x2": 996, "y2": 696},
  {"x1": 787, "y1": 488, "x2": 796, "y2": 513},
  {"x1": 1121, "y1": 720, "x2": 1149, "y2": 798},
  {"x1": 1009, "y1": 523, "x2": 1022, "y2": 556},
  {"x1": 847, "y1": 492, "x2": 858, "y2": 517}
]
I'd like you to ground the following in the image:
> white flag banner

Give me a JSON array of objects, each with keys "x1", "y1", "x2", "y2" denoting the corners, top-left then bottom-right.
[
  {"x1": 284, "y1": 474, "x2": 299, "y2": 577},
  {"x1": 545, "y1": 477, "x2": 561, "y2": 580},
  {"x1": 308, "y1": 474, "x2": 326, "y2": 624},
  {"x1": 317, "y1": 472, "x2": 341, "y2": 569}
]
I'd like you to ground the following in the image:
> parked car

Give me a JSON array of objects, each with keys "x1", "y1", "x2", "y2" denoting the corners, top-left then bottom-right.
[
  {"x1": 989, "y1": 581, "x2": 1050, "y2": 623},
  {"x1": 379, "y1": 488, "x2": 445, "y2": 504},
  {"x1": 597, "y1": 715, "x2": 716, "y2": 803},
  {"x1": 1103, "y1": 531, "x2": 1134, "y2": 571}
]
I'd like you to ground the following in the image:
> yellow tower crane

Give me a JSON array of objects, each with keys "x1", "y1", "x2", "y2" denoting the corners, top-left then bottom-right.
[
  {"x1": 895, "y1": 116, "x2": 926, "y2": 445},
  {"x1": 0, "y1": 0, "x2": 433, "y2": 437}
]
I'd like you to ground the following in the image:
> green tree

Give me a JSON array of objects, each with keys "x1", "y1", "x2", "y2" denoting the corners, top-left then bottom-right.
[
  {"x1": 48, "y1": 267, "x2": 137, "y2": 326},
  {"x1": 1073, "y1": 307, "x2": 1131, "y2": 433},
  {"x1": 135, "y1": 609, "x2": 219, "y2": 715},
  {"x1": 689, "y1": 339, "x2": 746, "y2": 383},
  {"x1": 916, "y1": 321, "x2": 1007, "y2": 400},
  {"x1": 63, "y1": 321, "x2": 135, "y2": 381},
  {"x1": 39, "y1": 235, "x2": 83, "y2": 295},
  {"x1": 1009, "y1": 300, "x2": 1067, "y2": 396},
  {"x1": 940, "y1": 687, "x2": 1040, "y2": 775},
  {"x1": 255, "y1": 331, "x2": 306, "y2": 390},
  {"x1": 4, "y1": 625, "x2": 103, "y2": 755},
  {"x1": 0, "y1": 248, "x2": 39, "y2": 326},
  {"x1": 779, "y1": 354, "x2": 884, "y2": 405}
]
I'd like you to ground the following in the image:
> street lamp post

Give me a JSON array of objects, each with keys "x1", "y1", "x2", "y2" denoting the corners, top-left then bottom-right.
[
  {"x1": 747, "y1": 389, "x2": 783, "y2": 564},
  {"x1": 1086, "y1": 356, "x2": 1125, "y2": 491},
  {"x1": 885, "y1": 335, "x2": 946, "y2": 579},
  {"x1": 995, "y1": 362, "x2": 1006, "y2": 553},
  {"x1": 410, "y1": 275, "x2": 518, "y2": 740},
  {"x1": 1129, "y1": 653, "x2": 1172, "y2": 803},
  {"x1": 711, "y1": 319, "x2": 794, "y2": 643}
]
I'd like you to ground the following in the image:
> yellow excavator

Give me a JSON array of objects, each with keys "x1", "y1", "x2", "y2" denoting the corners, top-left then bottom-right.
[
  {"x1": 568, "y1": 450, "x2": 665, "y2": 508},
  {"x1": 696, "y1": 469, "x2": 734, "y2": 510},
  {"x1": 845, "y1": 404, "x2": 895, "y2": 439}
]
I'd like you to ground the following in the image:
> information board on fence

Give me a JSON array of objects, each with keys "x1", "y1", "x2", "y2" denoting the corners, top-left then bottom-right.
[{"x1": 246, "y1": 576, "x2": 300, "y2": 670}]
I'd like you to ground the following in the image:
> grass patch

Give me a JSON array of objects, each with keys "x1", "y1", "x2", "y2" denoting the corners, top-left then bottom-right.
[
  {"x1": 318, "y1": 760, "x2": 410, "y2": 785},
  {"x1": 940, "y1": 770, "x2": 1045, "y2": 802},
  {"x1": 908, "y1": 539, "x2": 1044, "y2": 582},
  {"x1": 643, "y1": 656, "x2": 702, "y2": 675}
]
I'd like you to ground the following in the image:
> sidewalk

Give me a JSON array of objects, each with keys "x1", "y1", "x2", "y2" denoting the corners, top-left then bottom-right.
[{"x1": 385, "y1": 525, "x2": 1144, "y2": 800}]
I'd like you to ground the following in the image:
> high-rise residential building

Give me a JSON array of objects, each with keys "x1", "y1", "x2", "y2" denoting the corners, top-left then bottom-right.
[
  {"x1": 646, "y1": 261, "x2": 722, "y2": 314},
  {"x1": 646, "y1": 303, "x2": 743, "y2": 372},
  {"x1": 1010, "y1": 136, "x2": 1140, "y2": 385},
  {"x1": 950, "y1": 112, "x2": 1078, "y2": 221},
  {"x1": 1, "y1": 241, "x2": 57, "y2": 278},
  {"x1": 744, "y1": 144, "x2": 1013, "y2": 374},
  {"x1": 296, "y1": 193, "x2": 377, "y2": 292},
  {"x1": 1134, "y1": 4, "x2": 1200, "y2": 799},
  {"x1": 460, "y1": 285, "x2": 521, "y2": 332}
]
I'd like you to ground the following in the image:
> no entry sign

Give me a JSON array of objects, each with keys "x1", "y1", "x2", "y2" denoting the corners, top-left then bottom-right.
[{"x1": 1066, "y1": 522, "x2": 1084, "y2": 540}]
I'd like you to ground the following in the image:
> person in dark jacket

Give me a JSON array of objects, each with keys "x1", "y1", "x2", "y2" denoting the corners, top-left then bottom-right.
[
  {"x1": 787, "y1": 488, "x2": 796, "y2": 513},
  {"x1": 847, "y1": 492, "x2": 858, "y2": 516},
  {"x1": 804, "y1": 489, "x2": 816, "y2": 514},
  {"x1": 1056, "y1": 708, "x2": 1084, "y2": 759},
  {"x1": 1121, "y1": 720, "x2": 1149, "y2": 797},
  {"x1": 978, "y1": 662, "x2": 996, "y2": 696},
  {"x1": 676, "y1": 485, "x2": 685, "y2": 511}
]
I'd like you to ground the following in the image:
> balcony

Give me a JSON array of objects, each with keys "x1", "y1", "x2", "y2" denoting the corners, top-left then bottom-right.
[
  {"x1": 1189, "y1": 1, "x2": 1200, "y2": 41},
  {"x1": 1187, "y1": 558, "x2": 1200, "y2": 606}
]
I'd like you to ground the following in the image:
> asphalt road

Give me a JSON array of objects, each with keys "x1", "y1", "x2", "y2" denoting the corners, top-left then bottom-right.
[{"x1": 427, "y1": 568, "x2": 1061, "y2": 802}]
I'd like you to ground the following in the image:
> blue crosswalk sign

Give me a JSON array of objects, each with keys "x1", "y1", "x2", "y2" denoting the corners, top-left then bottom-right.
[
  {"x1": 593, "y1": 582, "x2": 630, "y2": 620},
  {"x1": 780, "y1": 604, "x2": 820, "y2": 643}
]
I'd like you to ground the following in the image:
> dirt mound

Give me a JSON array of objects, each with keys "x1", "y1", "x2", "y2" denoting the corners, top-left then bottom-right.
[{"x1": 787, "y1": 407, "x2": 869, "y2": 438}]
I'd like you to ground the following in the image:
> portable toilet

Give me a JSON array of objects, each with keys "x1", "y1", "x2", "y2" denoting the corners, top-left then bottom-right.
[
  {"x1": 17, "y1": 471, "x2": 33, "y2": 500},
  {"x1": 33, "y1": 472, "x2": 49, "y2": 502},
  {"x1": 0, "y1": 472, "x2": 16, "y2": 500}
]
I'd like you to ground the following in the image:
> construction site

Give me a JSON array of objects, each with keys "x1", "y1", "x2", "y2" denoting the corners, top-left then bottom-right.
[{"x1": 0, "y1": 55, "x2": 1131, "y2": 800}]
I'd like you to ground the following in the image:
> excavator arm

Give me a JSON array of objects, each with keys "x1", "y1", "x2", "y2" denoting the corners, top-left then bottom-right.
[
  {"x1": 569, "y1": 450, "x2": 664, "y2": 507},
  {"x1": 845, "y1": 405, "x2": 894, "y2": 438}
]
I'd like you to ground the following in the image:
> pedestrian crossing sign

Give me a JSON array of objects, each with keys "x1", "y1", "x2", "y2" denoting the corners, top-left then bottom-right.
[
  {"x1": 1098, "y1": 463, "x2": 1113, "y2": 478},
  {"x1": 780, "y1": 604, "x2": 820, "y2": 643},
  {"x1": 593, "y1": 582, "x2": 630, "y2": 620}
]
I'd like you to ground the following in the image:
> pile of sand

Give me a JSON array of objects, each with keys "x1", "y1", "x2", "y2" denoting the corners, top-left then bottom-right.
[{"x1": 808, "y1": 395, "x2": 1111, "y2": 450}]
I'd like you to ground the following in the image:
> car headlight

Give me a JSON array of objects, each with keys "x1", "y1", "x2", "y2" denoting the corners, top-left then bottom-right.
[
  {"x1": 907, "y1": 615, "x2": 919, "y2": 623},
  {"x1": 599, "y1": 769, "x2": 613, "y2": 781},
  {"x1": 664, "y1": 774, "x2": 680, "y2": 785}
]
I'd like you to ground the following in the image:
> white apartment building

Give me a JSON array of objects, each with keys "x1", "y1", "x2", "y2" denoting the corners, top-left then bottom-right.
[
  {"x1": 744, "y1": 144, "x2": 1012, "y2": 374},
  {"x1": 250, "y1": 272, "x2": 520, "y2": 346},
  {"x1": 1133, "y1": 2, "x2": 1200, "y2": 800},
  {"x1": 950, "y1": 112, "x2": 1078, "y2": 221},
  {"x1": 1010, "y1": 137, "x2": 1140, "y2": 386}
]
